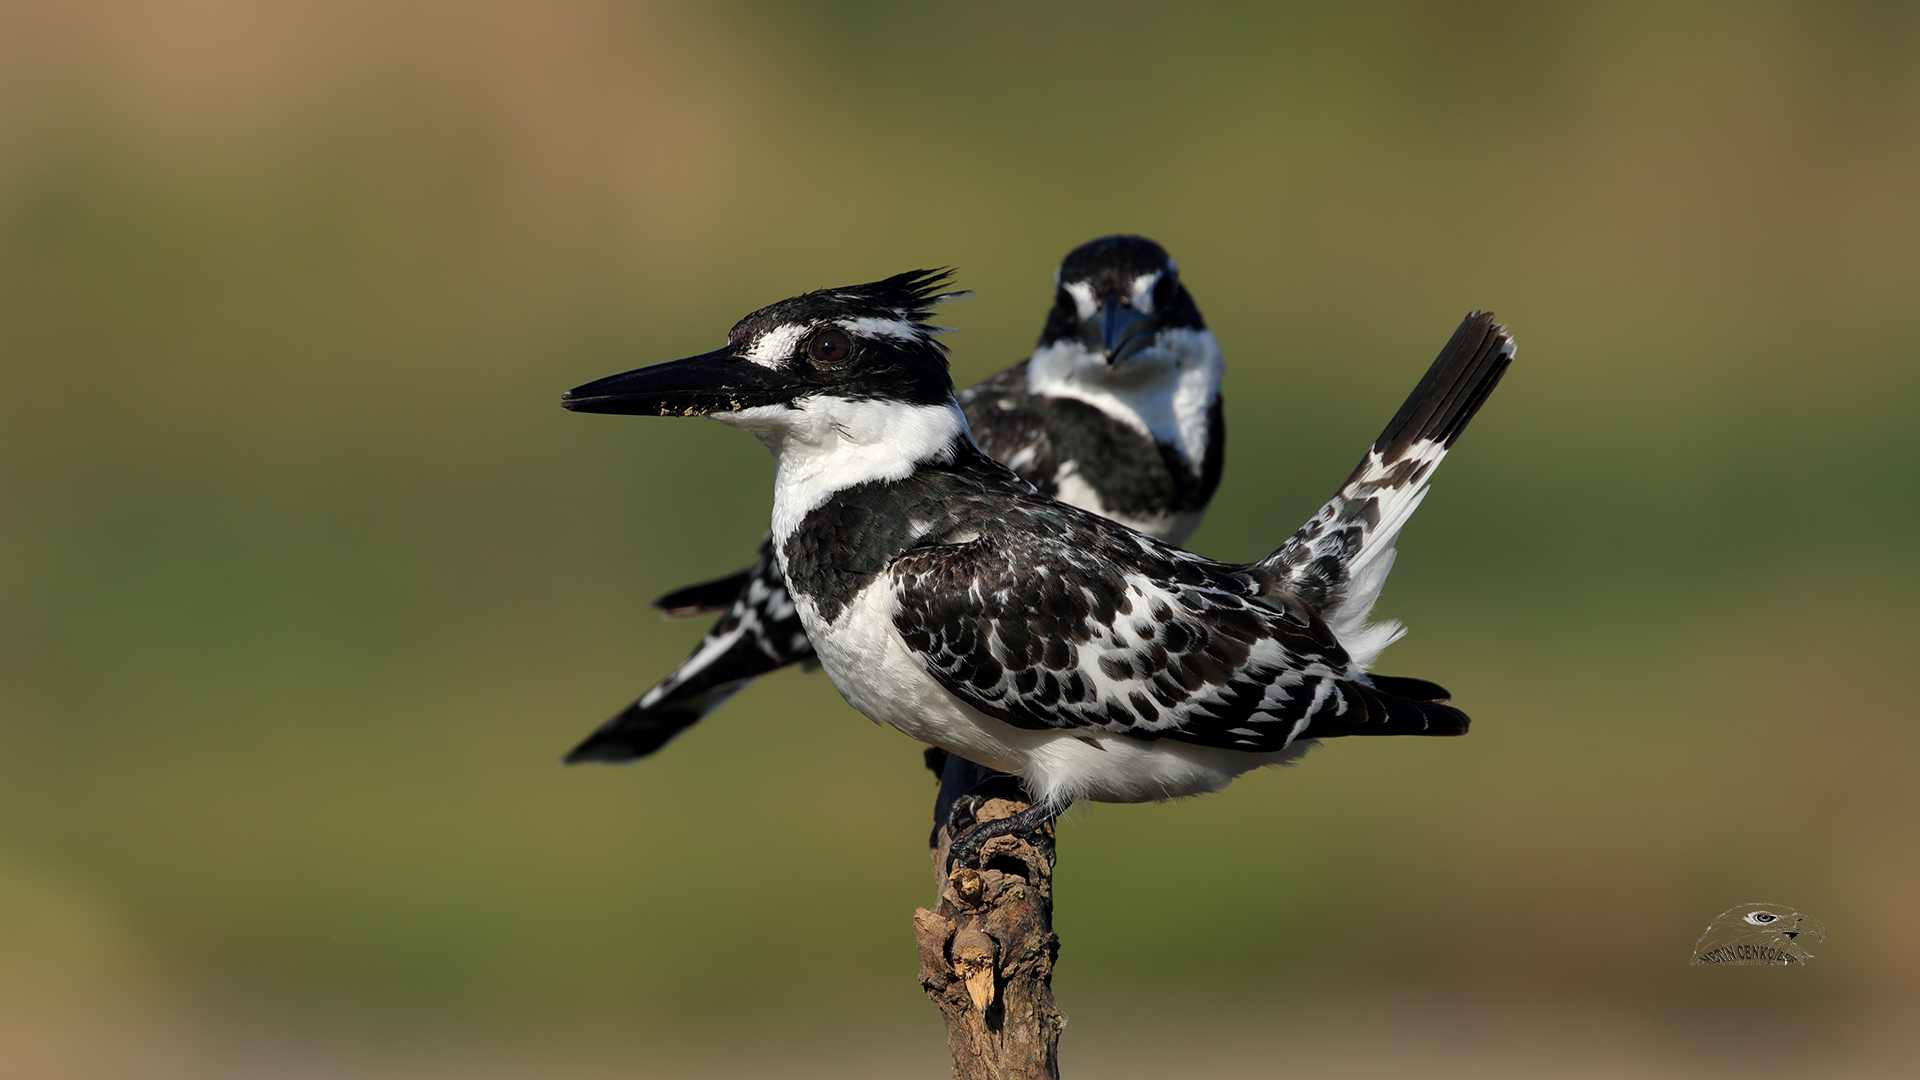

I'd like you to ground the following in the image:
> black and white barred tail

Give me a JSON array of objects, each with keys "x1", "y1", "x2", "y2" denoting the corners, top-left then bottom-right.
[
  {"x1": 562, "y1": 541, "x2": 813, "y2": 763},
  {"x1": 1259, "y1": 312, "x2": 1513, "y2": 669}
]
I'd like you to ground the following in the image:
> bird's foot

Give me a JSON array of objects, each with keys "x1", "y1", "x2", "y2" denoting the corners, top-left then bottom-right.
[{"x1": 944, "y1": 799, "x2": 1061, "y2": 874}]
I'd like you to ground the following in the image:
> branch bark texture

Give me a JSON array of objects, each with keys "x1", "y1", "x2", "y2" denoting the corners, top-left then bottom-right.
[{"x1": 914, "y1": 794, "x2": 1063, "y2": 1080}]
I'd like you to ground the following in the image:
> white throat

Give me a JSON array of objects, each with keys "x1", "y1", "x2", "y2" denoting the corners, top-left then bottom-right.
[
  {"x1": 1024, "y1": 326, "x2": 1222, "y2": 471},
  {"x1": 715, "y1": 395, "x2": 969, "y2": 544}
]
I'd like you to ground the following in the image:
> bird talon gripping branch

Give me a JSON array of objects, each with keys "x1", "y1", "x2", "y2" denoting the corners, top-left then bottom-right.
[{"x1": 945, "y1": 802, "x2": 1059, "y2": 875}]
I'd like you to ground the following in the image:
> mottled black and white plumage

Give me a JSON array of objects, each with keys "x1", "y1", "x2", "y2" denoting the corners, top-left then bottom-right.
[
  {"x1": 960, "y1": 236, "x2": 1222, "y2": 541},
  {"x1": 562, "y1": 271, "x2": 1512, "y2": 809},
  {"x1": 566, "y1": 237, "x2": 1223, "y2": 763}
]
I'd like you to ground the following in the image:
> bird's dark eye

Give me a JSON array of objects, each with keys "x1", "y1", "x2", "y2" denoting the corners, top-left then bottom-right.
[
  {"x1": 1748, "y1": 912, "x2": 1778, "y2": 924},
  {"x1": 1055, "y1": 288, "x2": 1075, "y2": 312},
  {"x1": 809, "y1": 328, "x2": 853, "y2": 365}
]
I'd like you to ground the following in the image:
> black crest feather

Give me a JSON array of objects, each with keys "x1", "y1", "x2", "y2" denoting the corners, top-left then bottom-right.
[
  {"x1": 729, "y1": 269, "x2": 965, "y2": 345},
  {"x1": 837, "y1": 268, "x2": 967, "y2": 325}
]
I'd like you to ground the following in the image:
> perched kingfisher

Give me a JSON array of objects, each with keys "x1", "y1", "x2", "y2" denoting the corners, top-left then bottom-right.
[
  {"x1": 564, "y1": 237, "x2": 1224, "y2": 765},
  {"x1": 562, "y1": 271, "x2": 1511, "y2": 866}
]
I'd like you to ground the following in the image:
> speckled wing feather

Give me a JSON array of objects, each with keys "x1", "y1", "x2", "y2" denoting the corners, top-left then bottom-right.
[
  {"x1": 959, "y1": 359, "x2": 1224, "y2": 541},
  {"x1": 956, "y1": 365, "x2": 1056, "y2": 480},
  {"x1": 889, "y1": 497, "x2": 1467, "y2": 752},
  {"x1": 1259, "y1": 312, "x2": 1513, "y2": 666}
]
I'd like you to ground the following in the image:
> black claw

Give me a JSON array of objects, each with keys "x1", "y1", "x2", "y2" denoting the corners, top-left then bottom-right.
[{"x1": 947, "y1": 793, "x2": 985, "y2": 836}]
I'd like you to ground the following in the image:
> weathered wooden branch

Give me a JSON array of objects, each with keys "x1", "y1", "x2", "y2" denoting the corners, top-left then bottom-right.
[{"x1": 914, "y1": 757, "x2": 1064, "y2": 1080}]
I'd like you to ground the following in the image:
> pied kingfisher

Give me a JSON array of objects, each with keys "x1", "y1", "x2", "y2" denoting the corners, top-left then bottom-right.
[
  {"x1": 562, "y1": 270, "x2": 1511, "y2": 865},
  {"x1": 565, "y1": 237, "x2": 1224, "y2": 765}
]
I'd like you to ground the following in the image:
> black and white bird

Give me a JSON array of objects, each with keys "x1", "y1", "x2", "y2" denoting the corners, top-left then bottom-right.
[
  {"x1": 565, "y1": 237, "x2": 1224, "y2": 764},
  {"x1": 563, "y1": 271, "x2": 1512, "y2": 862}
]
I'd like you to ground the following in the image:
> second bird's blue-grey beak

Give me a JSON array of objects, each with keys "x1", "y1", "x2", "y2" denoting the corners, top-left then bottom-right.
[
  {"x1": 561, "y1": 346, "x2": 817, "y2": 416},
  {"x1": 1098, "y1": 292, "x2": 1159, "y2": 365}
]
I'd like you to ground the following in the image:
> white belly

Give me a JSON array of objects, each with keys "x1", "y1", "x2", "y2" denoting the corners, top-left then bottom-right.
[{"x1": 802, "y1": 572, "x2": 1313, "y2": 808}]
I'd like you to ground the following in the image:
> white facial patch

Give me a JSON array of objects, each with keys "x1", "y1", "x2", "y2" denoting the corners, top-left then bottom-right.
[
  {"x1": 744, "y1": 323, "x2": 807, "y2": 368},
  {"x1": 1062, "y1": 281, "x2": 1098, "y2": 322},
  {"x1": 1127, "y1": 271, "x2": 1161, "y2": 315},
  {"x1": 1062, "y1": 271, "x2": 1163, "y2": 320}
]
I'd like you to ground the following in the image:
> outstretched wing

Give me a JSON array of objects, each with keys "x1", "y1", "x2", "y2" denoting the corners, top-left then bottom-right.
[
  {"x1": 890, "y1": 525, "x2": 1466, "y2": 753},
  {"x1": 1260, "y1": 311, "x2": 1513, "y2": 667}
]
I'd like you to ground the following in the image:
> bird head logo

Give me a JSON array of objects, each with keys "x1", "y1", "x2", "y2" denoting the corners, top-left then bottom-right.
[{"x1": 1689, "y1": 903, "x2": 1826, "y2": 965}]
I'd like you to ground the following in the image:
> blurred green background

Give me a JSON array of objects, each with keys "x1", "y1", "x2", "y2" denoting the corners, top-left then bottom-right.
[{"x1": 3, "y1": 1, "x2": 1917, "y2": 1076}]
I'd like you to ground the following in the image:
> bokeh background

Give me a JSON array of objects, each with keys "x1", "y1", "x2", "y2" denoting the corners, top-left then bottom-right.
[{"x1": 3, "y1": 1, "x2": 1917, "y2": 1077}]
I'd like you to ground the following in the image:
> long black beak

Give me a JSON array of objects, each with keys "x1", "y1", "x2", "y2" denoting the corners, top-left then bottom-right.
[
  {"x1": 561, "y1": 346, "x2": 817, "y2": 416},
  {"x1": 1098, "y1": 293, "x2": 1159, "y2": 365}
]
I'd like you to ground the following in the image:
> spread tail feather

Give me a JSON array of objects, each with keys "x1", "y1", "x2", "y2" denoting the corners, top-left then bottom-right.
[
  {"x1": 1296, "y1": 682, "x2": 1471, "y2": 740},
  {"x1": 565, "y1": 547, "x2": 815, "y2": 764},
  {"x1": 1365, "y1": 673, "x2": 1452, "y2": 703},
  {"x1": 654, "y1": 568, "x2": 755, "y2": 619},
  {"x1": 564, "y1": 699, "x2": 728, "y2": 763},
  {"x1": 1259, "y1": 311, "x2": 1513, "y2": 668}
]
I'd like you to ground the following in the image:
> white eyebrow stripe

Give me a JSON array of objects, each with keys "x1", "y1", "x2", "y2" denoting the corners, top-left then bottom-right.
[
  {"x1": 744, "y1": 323, "x2": 807, "y2": 367},
  {"x1": 838, "y1": 316, "x2": 921, "y2": 341},
  {"x1": 1062, "y1": 281, "x2": 1097, "y2": 321},
  {"x1": 1129, "y1": 271, "x2": 1161, "y2": 314}
]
